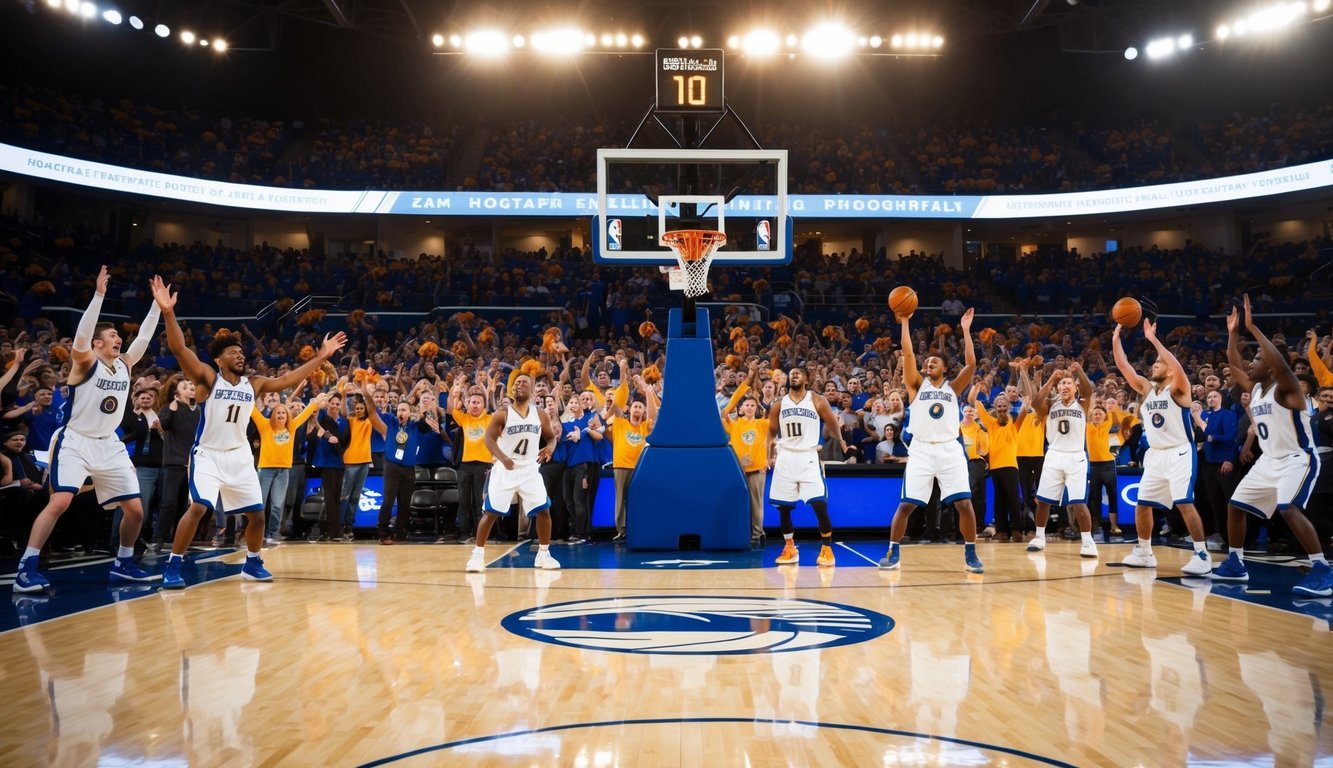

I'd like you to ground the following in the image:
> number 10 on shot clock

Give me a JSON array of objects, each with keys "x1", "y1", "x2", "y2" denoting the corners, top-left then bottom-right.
[{"x1": 655, "y1": 48, "x2": 725, "y2": 113}]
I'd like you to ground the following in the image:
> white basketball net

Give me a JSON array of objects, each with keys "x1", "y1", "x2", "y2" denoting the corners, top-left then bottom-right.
[{"x1": 662, "y1": 230, "x2": 726, "y2": 299}]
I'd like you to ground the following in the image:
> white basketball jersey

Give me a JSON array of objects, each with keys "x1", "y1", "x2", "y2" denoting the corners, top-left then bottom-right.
[
  {"x1": 195, "y1": 375, "x2": 255, "y2": 451},
  {"x1": 777, "y1": 391, "x2": 822, "y2": 452},
  {"x1": 63, "y1": 357, "x2": 130, "y2": 437},
  {"x1": 1250, "y1": 383, "x2": 1314, "y2": 456},
  {"x1": 1045, "y1": 398, "x2": 1086, "y2": 453},
  {"x1": 1139, "y1": 384, "x2": 1190, "y2": 449},
  {"x1": 908, "y1": 379, "x2": 961, "y2": 443},
  {"x1": 498, "y1": 402, "x2": 543, "y2": 468}
]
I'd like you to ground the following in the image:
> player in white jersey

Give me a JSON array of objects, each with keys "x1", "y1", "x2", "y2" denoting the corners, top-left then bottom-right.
[
  {"x1": 466, "y1": 370, "x2": 561, "y2": 573},
  {"x1": 880, "y1": 308, "x2": 985, "y2": 574},
  {"x1": 1111, "y1": 317, "x2": 1215, "y2": 575},
  {"x1": 15, "y1": 266, "x2": 163, "y2": 593},
  {"x1": 766, "y1": 367, "x2": 848, "y2": 568},
  {"x1": 150, "y1": 276, "x2": 346, "y2": 589},
  {"x1": 1026, "y1": 362, "x2": 1098, "y2": 558},
  {"x1": 1211, "y1": 296, "x2": 1329, "y2": 595}
]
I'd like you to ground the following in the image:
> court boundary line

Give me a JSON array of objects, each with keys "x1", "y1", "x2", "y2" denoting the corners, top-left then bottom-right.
[{"x1": 356, "y1": 716, "x2": 1077, "y2": 767}]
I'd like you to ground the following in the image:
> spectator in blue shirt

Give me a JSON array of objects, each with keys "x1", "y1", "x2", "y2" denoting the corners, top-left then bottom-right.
[
  {"x1": 368, "y1": 397, "x2": 433, "y2": 544},
  {"x1": 1194, "y1": 389, "x2": 1239, "y2": 548}
]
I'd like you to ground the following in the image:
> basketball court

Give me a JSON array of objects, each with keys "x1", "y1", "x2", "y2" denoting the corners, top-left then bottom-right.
[{"x1": 2, "y1": 540, "x2": 1330, "y2": 766}]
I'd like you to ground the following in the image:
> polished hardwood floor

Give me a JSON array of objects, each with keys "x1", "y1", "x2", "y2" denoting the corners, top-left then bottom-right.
[{"x1": 1, "y1": 538, "x2": 1331, "y2": 767}]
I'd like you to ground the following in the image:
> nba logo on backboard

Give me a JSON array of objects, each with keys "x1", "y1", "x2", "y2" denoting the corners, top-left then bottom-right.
[
  {"x1": 607, "y1": 218, "x2": 622, "y2": 251},
  {"x1": 756, "y1": 220, "x2": 771, "y2": 251}
]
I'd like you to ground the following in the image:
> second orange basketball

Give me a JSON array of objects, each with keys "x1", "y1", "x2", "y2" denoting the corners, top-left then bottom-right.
[
  {"x1": 1112, "y1": 296, "x2": 1142, "y2": 328},
  {"x1": 889, "y1": 286, "x2": 918, "y2": 318}
]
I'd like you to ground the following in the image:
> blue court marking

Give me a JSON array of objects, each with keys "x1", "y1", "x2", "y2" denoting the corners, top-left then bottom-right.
[
  {"x1": 487, "y1": 541, "x2": 889, "y2": 570},
  {"x1": 2, "y1": 551, "x2": 244, "y2": 633},
  {"x1": 1159, "y1": 555, "x2": 1333, "y2": 626},
  {"x1": 358, "y1": 717, "x2": 1077, "y2": 767}
]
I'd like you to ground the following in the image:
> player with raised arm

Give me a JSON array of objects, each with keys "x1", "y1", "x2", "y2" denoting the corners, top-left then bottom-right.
[
  {"x1": 466, "y1": 370, "x2": 561, "y2": 573},
  {"x1": 150, "y1": 276, "x2": 347, "y2": 589},
  {"x1": 1210, "y1": 296, "x2": 1328, "y2": 594},
  {"x1": 767, "y1": 365, "x2": 848, "y2": 568},
  {"x1": 1025, "y1": 361, "x2": 1098, "y2": 558},
  {"x1": 879, "y1": 308, "x2": 985, "y2": 574},
  {"x1": 14, "y1": 266, "x2": 163, "y2": 593},
  {"x1": 1112, "y1": 318, "x2": 1214, "y2": 575}
]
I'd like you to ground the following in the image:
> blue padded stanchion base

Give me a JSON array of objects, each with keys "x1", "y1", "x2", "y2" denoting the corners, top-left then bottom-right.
[
  {"x1": 627, "y1": 307, "x2": 749, "y2": 550},
  {"x1": 626, "y1": 445, "x2": 751, "y2": 550}
]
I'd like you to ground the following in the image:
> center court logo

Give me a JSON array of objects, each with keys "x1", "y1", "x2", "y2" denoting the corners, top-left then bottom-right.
[{"x1": 501, "y1": 596, "x2": 894, "y2": 655}]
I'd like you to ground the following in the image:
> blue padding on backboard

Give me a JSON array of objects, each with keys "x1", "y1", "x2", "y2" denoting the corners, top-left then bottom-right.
[
  {"x1": 647, "y1": 308, "x2": 730, "y2": 448},
  {"x1": 627, "y1": 445, "x2": 750, "y2": 550}
]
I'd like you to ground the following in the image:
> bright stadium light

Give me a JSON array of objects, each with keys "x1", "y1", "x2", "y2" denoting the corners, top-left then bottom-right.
[
  {"x1": 512, "y1": 34, "x2": 526, "y2": 48},
  {"x1": 63, "y1": 0, "x2": 77, "y2": 12},
  {"x1": 1316, "y1": 0, "x2": 1331, "y2": 12},
  {"x1": 584, "y1": 33, "x2": 596, "y2": 46},
  {"x1": 890, "y1": 34, "x2": 903, "y2": 48},
  {"x1": 690, "y1": 35, "x2": 703, "y2": 47},
  {"x1": 615, "y1": 33, "x2": 627, "y2": 46},
  {"x1": 154, "y1": 23, "x2": 169, "y2": 37},
  {"x1": 180, "y1": 30, "x2": 195, "y2": 44},
  {"x1": 600, "y1": 33, "x2": 613, "y2": 46},
  {"x1": 128, "y1": 15, "x2": 142, "y2": 29},
  {"x1": 79, "y1": 2, "x2": 96, "y2": 18},
  {"x1": 199, "y1": 38, "x2": 209, "y2": 46},
  {"x1": 1176, "y1": 33, "x2": 1193, "y2": 49},
  {"x1": 869, "y1": 35, "x2": 882, "y2": 48},
  {"x1": 742, "y1": 29, "x2": 780, "y2": 56},
  {"x1": 102, "y1": 9, "x2": 120, "y2": 24},
  {"x1": 45, "y1": 0, "x2": 61, "y2": 8},
  {"x1": 213, "y1": 39, "x2": 227, "y2": 52},
  {"x1": 431, "y1": 33, "x2": 444, "y2": 47},
  {"x1": 677, "y1": 35, "x2": 688, "y2": 47},
  {"x1": 1124, "y1": 46, "x2": 1138, "y2": 59},
  {"x1": 802, "y1": 22, "x2": 855, "y2": 58},
  {"x1": 932, "y1": 35, "x2": 944, "y2": 48},
  {"x1": 463, "y1": 29, "x2": 509, "y2": 57},
  {"x1": 1144, "y1": 37, "x2": 1175, "y2": 58},
  {"x1": 532, "y1": 28, "x2": 585, "y2": 55},
  {"x1": 1216, "y1": 24, "x2": 1231, "y2": 40},
  {"x1": 631, "y1": 34, "x2": 644, "y2": 47}
]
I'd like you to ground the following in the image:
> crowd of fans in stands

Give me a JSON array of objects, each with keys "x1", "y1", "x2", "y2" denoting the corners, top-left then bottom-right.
[{"x1": 4, "y1": 82, "x2": 1331, "y2": 193}]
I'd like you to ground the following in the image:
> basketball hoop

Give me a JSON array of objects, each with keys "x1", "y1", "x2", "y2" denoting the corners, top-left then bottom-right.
[{"x1": 661, "y1": 229, "x2": 726, "y2": 299}]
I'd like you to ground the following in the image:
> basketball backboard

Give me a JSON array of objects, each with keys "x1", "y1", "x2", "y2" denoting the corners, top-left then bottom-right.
[{"x1": 592, "y1": 148, "x2": 790, "y2": 267}]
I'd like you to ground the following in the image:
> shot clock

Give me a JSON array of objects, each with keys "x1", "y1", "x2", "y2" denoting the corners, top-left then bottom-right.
[{"x1": 655, "y1": 48, "x2": 725, "y2": 113}]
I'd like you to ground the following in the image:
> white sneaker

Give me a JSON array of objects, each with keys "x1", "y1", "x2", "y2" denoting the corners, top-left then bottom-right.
[
  {"x1": 1026, "y1": 537, "x2": 1046, "y2": 552},
  {"x1": 534, "y1": 551, "x2": 561, "y2": 570},
  {"x1": 465, "y1": 550, "x2": 487, "y2": 573},
  {"x1": 1079, "y1": 540, "x2": 1099, "y2": 559},
  {"x1": 1181, "y1": 549, "x2": 1213, "y2": 576},
  {"x1": 1121, "y1": 546, "x2": 1158, "y2": 568}
]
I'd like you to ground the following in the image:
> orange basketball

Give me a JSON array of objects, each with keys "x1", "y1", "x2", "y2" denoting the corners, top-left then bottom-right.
[
  {"x1": 1112, "y1": 297, "x2": 1142, "y2": 328},
  {"x1": 889, "y1": 286, "x2": 918, "y2": 318}
]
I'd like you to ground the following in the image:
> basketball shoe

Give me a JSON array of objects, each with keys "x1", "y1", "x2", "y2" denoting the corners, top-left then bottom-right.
[
  {"x1": 534, "y1": 550, "x2": 561, "y2": 570},
  {"x1": 12, "y1": 559, "x2": 50, "y2": 593},
  {"x1": 1293, "y1": 561, "x2": 1333, "y2": 597},
  {"x1": 1209, "y1": 552, "x2": 1249, "y2": 581},
  {"x1": 241, "y1": 556, "x2": 273, "y2": 582},
  {"x1": 878, "y1": 543, "x2": 901, "y2": 571},
  {"x1": 775, "y1": 541, "x2": 799, "y2": 565},
  {"x1": 1122, "y1": 547, "x2": 1158, "y2": 568},
  {"x1": 815, "y1": 545, "x2": 835, "y2": 568},
  {"x1": 162, "y1": 559, "x2": 187, "y2": 590},
  {"x1": 1180, "y1": 549, "x2": 1213, "y2": 576},
  {"x1": 111, "y1": 558, "x2": 161, "y2": 583}
]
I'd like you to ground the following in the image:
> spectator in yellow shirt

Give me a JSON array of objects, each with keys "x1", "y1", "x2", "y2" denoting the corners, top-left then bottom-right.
[
  {"x1": 606, "y1": 355, "x2": 658, "y2": 541},
  {"x1": 971, "y1": 382, "x2": 1028, "y2": 542},
  {"x1": 252, "y1": 392, "x2": 323, "y2": 544},
  {"x1": 1086, "y1": 403, "x2": 1122, "y2": 541},
  {"x1": 723, "y1": 361, "x2": 771, "y2": 547},
  {"x1": 450, "y1": 377, "x2": 494, "y2": 544}
]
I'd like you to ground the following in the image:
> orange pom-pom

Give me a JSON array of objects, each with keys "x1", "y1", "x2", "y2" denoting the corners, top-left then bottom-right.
[
  {"x1": 353, "y1": 368, "x2": 370, "y2": 384},
  {"x1": 521, "y1": 359, "x2": 544, "y2": 379},
  {"x1": 936, "y1": 324, "x2": 952, "y2": 336},
  {"x1": 729, "y1": 327, "x2": 745, "y2": 342},
  {"x1": 451, "y1": 341, "x2": 469, "y2": 358},
  {"x1": 642, "y1": 364, "x2": 662, "y2": 384},
  {"x1": 49, "y1": 344, "x2": 70, "y2": 362},
  {"x1": 122, "y1": 322, "x2": 139, "y2": 333},
  {"x1": 639, "y1": 321, "x2": 659, "y2": 339},
  {"x1": 855, "y1": 318, "x2": 870, "y2": 333},
  {"x1": 733, "y1": 337, "x2": 749, "y2": 356},
  {"x1": 478, "y1": 327, "x2": 496, "y2": 345},
  {"x1": 725, "y1": 354, "x2": 739, "y2": 369},
  {"x1": 349, "y1": 309, "x2": 366, "y2": 324},
  {"x1": 873, "y1": 337, "x2": 892, "y2": 352},
  {"x1": 30, "y1": 280, "x2": 56, "y2": 296},
  {"x1": 777, "y1": 334, "x2": 792, "y2": 348},
  {"x1": 979, "y1": 328, "x2": 997, "y2": 345},
  {"x1": 418, "y1": 341, "x2": 439, "y2": 359},
  {"x1": 298, "y1": 345, "x2": 315, "y2": 362}
]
